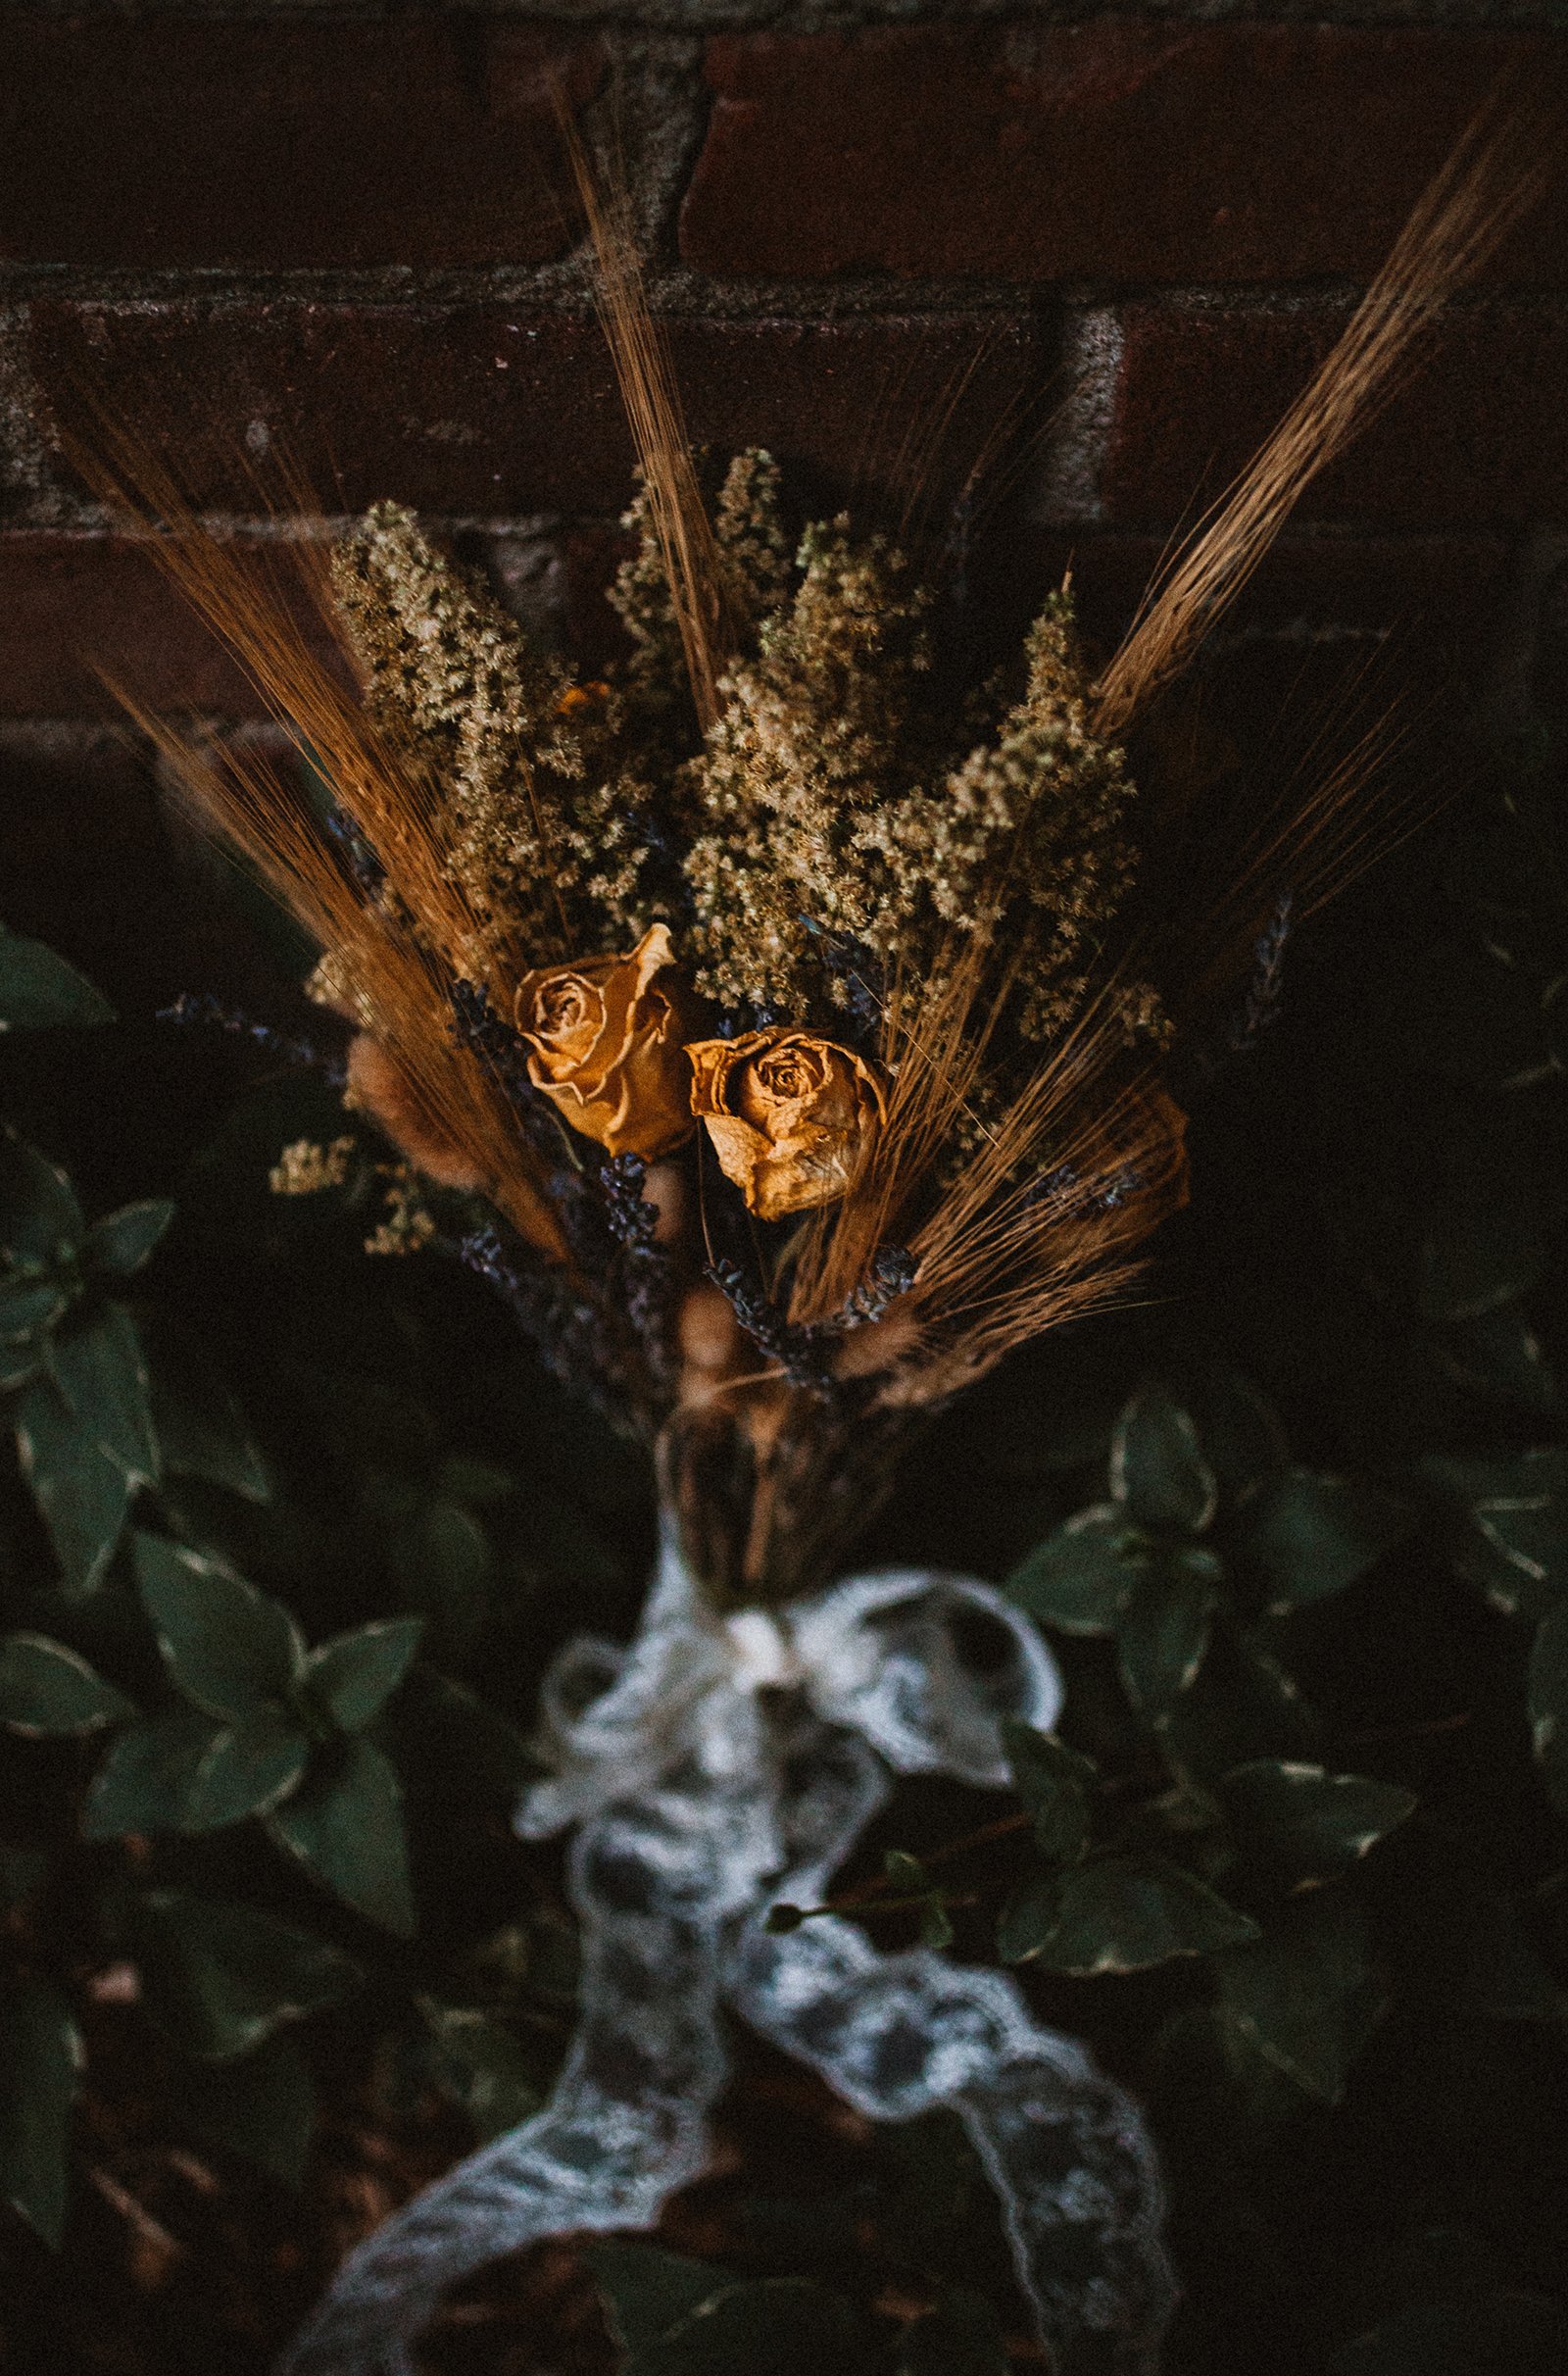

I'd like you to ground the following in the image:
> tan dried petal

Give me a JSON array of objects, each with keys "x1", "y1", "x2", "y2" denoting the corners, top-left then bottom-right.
[
  {"x1": 513, "y1": 922, "x2": 701, "y2": 1162},
  {"x1": 687, "y1": 1026, "x2": 885, "y2": 1222}
]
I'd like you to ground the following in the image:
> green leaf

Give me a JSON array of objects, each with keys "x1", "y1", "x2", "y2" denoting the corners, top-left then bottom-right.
[
  {"x1": 1116, "y1": 1555, "x2": 1216, "y2": 1716},
  {"x1": 49, "y1": 1305, "x2": 159, "y2": 1486},
  {"x1": 0, "y1": 1131, "x2": 84, "y2": 1265},
  {"x1": 1221, "y1": 1760, "x2": 1417, "y2": 1879},
  {"x1": 1432, "y1": 1301, "x2": 1560, "y2": 1417},
  {"x1": 129, "y1": 1890, "x2": 361, "y2": 2060},
  {"x1": 268, "y1": 1736, "x2": 415, "y2": 1936},
  {"x1": 996, "y1": 1874, "x2": 1059, "y2": 1965},
  {"x1": 1111, "y1": 1382, "x2": 1217, "y2": 1537},
  {"x1": 1216, "y1": 1897, "x2": 1376, "y2": 2104},
  {"x1": 389, "y1": 1499, "x2": 492, "y2": 1666},
  {"x1": 1527, "y1": 1599, "x2": 1568, "y2": 1818},
  {"x1": 1331, "y1": 2289, "x2": 1568, "y2": 2375},
  {"x1": 0, "y1": 1275, "x2": 69, "y2": 1347},
  {"x1": 1421, "y1": 1447, "x2": 1568, "y2": 1618},
  {"x1": 85, "y1": 1201, "x2": 174, "y2": 1282},
  {"x1": 1244, "y1": 1470, "x2": 1414, "y2": 1613},
  {"x1": 0, "y1": 1336, "x2": 47, "y2": 1395},
  {"x1": 391, "y1": 1668, "x2": 537, "y2": 1802},
  {"x1": 417, "y1": 2002, "x2": 539, "y2": 2144},
  {"x1": 1006, "y1": 1504, "x2": 1148, "y2": 1635},
  {"x1": 1467, "y1": 1505, "x2": 1568, "y2": 1617},
  {"x1": 304, "y1": 1617, "x2": 423, "y2": 1734},
  {"x1": 82, "y1": 1708, "x2": 224, "y2": 1838},
  {"x1": 590, "y1": 2244, "x2": 735, "y2": 2353},
  {"x1": 917, "y1": 1897, "x2": 955, "y2": 1951},
  {"x1": 897, "y1": 2288, "x2": 1010, "y2": 2376},
  {"x1": 0, "y1": 1978, "x2": 80, "y2": 2247},
  {"x1": 0, "y1": 926, "x2": 114, "y2": 1032},
  {"x1": 16, "y1": 1376, "x2": 136, "y2": 1597},
  {"x1": 591, "y1": 2254, "x2": 862, "y2": 2376},
  {"x1": 1000, "y1": 1856, "x2": 1258, "y2": 1974},
  {"x1": 182, "y1": 1706, "x2": 311, "y2": 1832},
  {"x1": 0, "y1": 1633, "x2": 133, "y2": 1735},
  {"x1": 1188, "y1": 1366, "x2": 1290, "y2": 1499},
  {"x1": 148, "y1": 1337, "x2": 270, "y2": 1503},
  {"x1": 1002, "y1": 1720, "x2": 1094, "y2": 1863},
  {"x1": 134, "y1": 1531, "x2": 304, "y2": 1719},
  {"x1": 1418, "y1": 1206, "x2": 1547, "y2": 1323},
  {"x1": 182, "y1": 2033, "x2": 316, "y2": 2191}
]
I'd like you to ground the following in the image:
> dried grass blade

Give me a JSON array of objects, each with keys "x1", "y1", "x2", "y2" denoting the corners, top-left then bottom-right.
[
  {"x1": 1094, "y1": 90, "x2": 1553, "y2": 734},
  {"x1": 557, "y1": 107, "x2": 732, "y2": 729}
]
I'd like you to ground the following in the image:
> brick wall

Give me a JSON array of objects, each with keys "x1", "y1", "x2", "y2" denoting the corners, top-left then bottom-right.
[{"x1": 0, "y1": 3, "x2": 1563, "y2": 1001}]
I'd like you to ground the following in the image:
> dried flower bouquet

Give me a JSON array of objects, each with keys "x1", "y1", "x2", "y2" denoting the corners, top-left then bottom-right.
[{"x1": 72, "y1": 99, "x2": 1544, "y2": 2376}]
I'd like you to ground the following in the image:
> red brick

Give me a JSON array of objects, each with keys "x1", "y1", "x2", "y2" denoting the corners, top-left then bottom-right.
[
  {"x1": 959, "y1": 530, "x2": 1512, "y2": 790},
  {"x1": 0, "y1": 532, "x2": 343, "y2": 717},
  {"x1": 683, "y1": 25, "x2": 1565, "y2": 287},
  {"x1": 559, "y1": 521, "x2": 638, "y2": 676},
  {"x1": 0, "y1": 23, "x2": 602, "y2": 270},
  {"x1": 1025, "y1": 529, "x2": 1510, "y2": 653},
  {"x1": 33, "y1": 303, "x2": 1047, "y2": 521},
  {"x1": 1099, "y1": 303, "x2": 1568, "y2": 527}
]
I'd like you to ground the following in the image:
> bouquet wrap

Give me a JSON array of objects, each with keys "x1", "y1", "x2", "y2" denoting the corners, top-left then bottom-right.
[{"x1": 282, "y1": 1530, "x2": 1173, "y2": 2374}]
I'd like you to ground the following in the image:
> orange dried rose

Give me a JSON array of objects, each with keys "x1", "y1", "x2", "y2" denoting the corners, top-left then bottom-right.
[
  {"x1": 513, "y1": 922, "x2": 699, "y2": 1161},
  {"x1": 687, "y1": 1027, "x2": 885, "y2": 1222}
]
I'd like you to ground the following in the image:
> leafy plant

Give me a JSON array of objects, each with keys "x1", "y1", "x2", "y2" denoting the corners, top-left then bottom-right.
[
  {"x1": 5, "y1": 681, "x2": 1568, "y2": 2376},
  {"x1": 1007, "y1": 1376, "x2": 1414, "y2": 1731}
]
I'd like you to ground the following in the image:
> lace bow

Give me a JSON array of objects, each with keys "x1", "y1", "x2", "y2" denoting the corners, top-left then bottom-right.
[{"x1": 280, "y1": 1532, "x2": 1176, "y2": 2374}]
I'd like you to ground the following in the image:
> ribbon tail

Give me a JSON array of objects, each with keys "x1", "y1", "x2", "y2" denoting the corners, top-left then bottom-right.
[
  {"x1": 727, "y1": 1914, "x2": 1176, "y2": 2372},
  {"x1": 278, "y1": 1822, "x2": 731, "y2": 2376}
]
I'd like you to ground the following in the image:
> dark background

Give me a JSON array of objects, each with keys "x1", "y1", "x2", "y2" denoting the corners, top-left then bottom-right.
[{"x1": 2, "y1": 8, "x2": 1567, "y2": 2376}]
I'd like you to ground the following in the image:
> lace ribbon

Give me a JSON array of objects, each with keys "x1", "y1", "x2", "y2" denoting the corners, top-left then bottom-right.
[{"x1": 279, "y1": 1531, "x2": 1176, "y2": 2375}]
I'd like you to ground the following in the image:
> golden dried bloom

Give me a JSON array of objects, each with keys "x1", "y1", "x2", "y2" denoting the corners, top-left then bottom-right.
[
  {"x1": 853, "y1": 589, "x2": 1142, "y2": 1043},
  {"x1": 514, "y1": 922, "x2": 702, "y2": 1162},
  {"x1": 365, "y1": 1169, "x2": 437, "y2": 1258},
  {"x1": 305, "y1": 950, "x2": 375, "y2": 1025},
  {"x1": 687, "y1": 1027, "x2": 886, "y2": 1222},
  {"x1": 712, "y1": 449, "x2": 792, "y2": 628},
  {"x1": 612, "y1": 449, "x2": 791, "y2": 710},
  {"x1": 270, "y1": 1137, "x2": 355, "y2": 1197},
  {"x1": 683, "y1": 520, "x2": 929, "y2": 1015},
  {"x1": 331, "y1": 503, "x2": 660, "y2": 969}
]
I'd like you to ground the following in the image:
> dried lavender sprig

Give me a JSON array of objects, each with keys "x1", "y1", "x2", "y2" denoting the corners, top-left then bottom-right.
[
  {"x1": 1228, "y1": 888, "x2": 1293, "y2": 1054},
  {"x1": 159, "y1": 993, "x2": 347, "y2": 1086},
  {"x1": 1025, "y1": 1163, "x2": 1145, "y2": 1216},
  {"x1": 454, "y1": 1225, "x2": 621, "y2": 1423},
  {"x1": 705, "y1": 1257, "x2": 842, "y2": 1402},
  {"x1": 837, "y1": 1243, "x2": 917, "y2": 1328},
  {"x1": 449, "y1": 981, "x2": 610, "y2": 1263},
  {"x1": 600, "y1": 1154, "x2": 678, "y2": 1389},
  {"x1": 322, "y1": 802, "x2": 385, "y2": 894},
  {"x1": 706, "y1": 1240, "x2": 918, "y2": 1402},
  {"x1": 599, "y1": 1153, "x2": 660, "y2": 1254},
  {"x1": 799, "y1": 915, "x2": 884, "y2": 1042},
  {"x1": 449, "y1": 982, "x2": 547, "y2": 1136}
]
